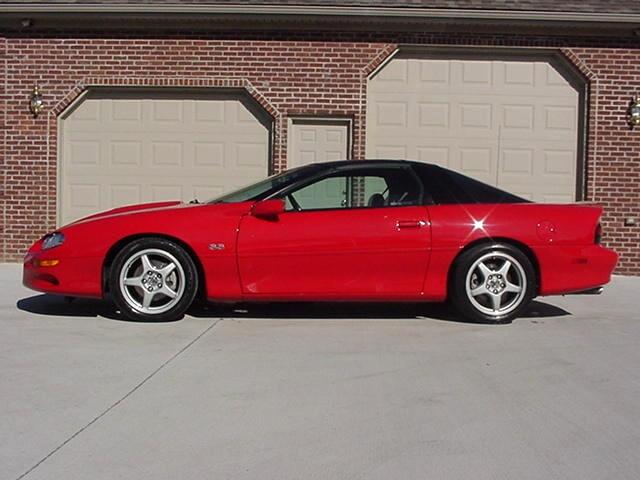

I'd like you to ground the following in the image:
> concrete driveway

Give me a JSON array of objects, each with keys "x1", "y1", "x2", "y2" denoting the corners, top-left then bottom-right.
[{"x1": 2, "y1": 262, "x2": 639, "y2": 480}]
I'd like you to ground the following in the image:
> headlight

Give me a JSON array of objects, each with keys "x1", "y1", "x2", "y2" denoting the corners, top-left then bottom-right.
[{"x1": 42, "y1": 232, "x2": 65, "y2": 250}]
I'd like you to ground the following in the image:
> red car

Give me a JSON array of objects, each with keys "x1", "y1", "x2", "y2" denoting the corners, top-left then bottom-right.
[{"x1": 24, "y1": 160, "x2": 617, "y2": 324}]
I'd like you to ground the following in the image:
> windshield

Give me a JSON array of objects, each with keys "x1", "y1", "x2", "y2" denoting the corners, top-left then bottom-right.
[{"x1": 208, "y1": 165, "x2": 315, "y2": 204}]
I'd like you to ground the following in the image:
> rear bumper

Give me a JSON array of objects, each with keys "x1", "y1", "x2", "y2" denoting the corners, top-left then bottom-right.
[{"x1": 536, "y1": 244, "x2": 618, "y2": 296}]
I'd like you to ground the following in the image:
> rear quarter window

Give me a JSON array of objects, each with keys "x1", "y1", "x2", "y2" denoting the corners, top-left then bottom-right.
[{"x1": 413, "y1": 164, "x2": 529, "y2": 205}]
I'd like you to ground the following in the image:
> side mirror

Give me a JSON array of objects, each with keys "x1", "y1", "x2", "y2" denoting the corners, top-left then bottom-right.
[{"x1": 251, "y1": 199, "x2": 285, "y2": 219}]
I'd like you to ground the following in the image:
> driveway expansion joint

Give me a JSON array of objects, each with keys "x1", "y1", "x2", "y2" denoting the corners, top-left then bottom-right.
[{"x1": 14, "y1": 318, "x2": 224, "y2": 480}]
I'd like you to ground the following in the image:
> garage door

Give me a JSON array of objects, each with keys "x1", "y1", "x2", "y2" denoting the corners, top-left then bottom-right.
[
  {"x1": 366, "y1": 55, "x2": 581, "y2": 202},
  {"x1": 60, "y1": 90, "x2": 271, "y2": 225}
]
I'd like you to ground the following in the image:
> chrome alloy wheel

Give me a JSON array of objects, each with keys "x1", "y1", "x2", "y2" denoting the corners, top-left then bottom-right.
[
  {"x1": 465, "y1": 251, "x2": 527, "y2": 317},
  {"x1": 118, "y1": 248, "x2": 186, "y2": 314}
]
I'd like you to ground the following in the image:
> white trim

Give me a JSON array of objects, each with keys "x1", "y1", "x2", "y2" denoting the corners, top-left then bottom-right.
[
  {"x1": 1, "y1": 4, "x2": 639, "y2": 24},
  {"x1": 367, "y1": 48, "x2": 400, "y2": 81}
]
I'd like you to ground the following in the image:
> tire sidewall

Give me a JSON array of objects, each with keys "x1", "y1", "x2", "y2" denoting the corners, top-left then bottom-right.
[
  {"x1": 110, "y1": 238, "x2": 198, "y2": 322},
  {"x1": 451, "y1": 243, "x2": 536, "y2": 324}
]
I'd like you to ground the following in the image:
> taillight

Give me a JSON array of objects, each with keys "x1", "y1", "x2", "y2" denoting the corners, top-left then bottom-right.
[{"x1": 595, "y1": 223, "x2": 602, "y2": 244}]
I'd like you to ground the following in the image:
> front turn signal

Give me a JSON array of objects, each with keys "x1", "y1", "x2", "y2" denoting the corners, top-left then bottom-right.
[{"x1": 36, "y1": 259, "x2": 60, "y2": 267}]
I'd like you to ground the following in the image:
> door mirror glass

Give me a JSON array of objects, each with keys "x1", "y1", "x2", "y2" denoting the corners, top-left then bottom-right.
[{"x1": 251, "y1": 199, "x2": 285, "y2": 219}]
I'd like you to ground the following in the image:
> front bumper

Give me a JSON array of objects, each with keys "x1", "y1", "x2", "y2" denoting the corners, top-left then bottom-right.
[{"x1": 23, "y1": 245, "x2": 103, "y2": 298}]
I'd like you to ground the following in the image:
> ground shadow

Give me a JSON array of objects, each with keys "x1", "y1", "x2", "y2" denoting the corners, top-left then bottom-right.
[
  {"x1": 17, "y1": 295, "x2": 128, "y2": 321},
  {"x1": 17, "y1": 294, "x2": 571, "y2": 324}
]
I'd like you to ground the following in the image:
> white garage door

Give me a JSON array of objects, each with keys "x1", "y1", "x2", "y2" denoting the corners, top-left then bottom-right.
[
  {"x1": 60, "y1": 90, "x2": 271, "y2": 225},
  {"x1": 367, "y1": 55, "x2": 581, "y2": 202}
]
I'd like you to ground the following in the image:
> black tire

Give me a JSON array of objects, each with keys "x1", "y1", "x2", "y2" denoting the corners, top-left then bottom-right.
[
  {"x1": 450, "y1": 243, "x2": 535, "y2": 324},
  {"x1": 109, "y1": 237, "x2": 198, "y2": 322}
]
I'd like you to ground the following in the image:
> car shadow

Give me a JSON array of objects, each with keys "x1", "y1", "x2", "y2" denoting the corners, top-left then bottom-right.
[
  {"x1": 16, "y1": 295, "x2": 128, "y2": 321},
  {"x1": 16, "y1": 294, "x2": 571, "y2": 324}
]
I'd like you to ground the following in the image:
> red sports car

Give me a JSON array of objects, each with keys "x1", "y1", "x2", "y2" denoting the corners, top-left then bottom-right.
[{"x1": 23, "y1": 160, "x2": 617, "y2": 324}]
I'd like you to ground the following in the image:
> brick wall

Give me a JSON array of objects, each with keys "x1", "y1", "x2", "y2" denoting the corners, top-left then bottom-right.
[
  {"x1": 568, "y1": 48, "x2": 640, "y2": 274},
  {"x1": 0, "y1": 30, "x2": 638, "y2": 274}
]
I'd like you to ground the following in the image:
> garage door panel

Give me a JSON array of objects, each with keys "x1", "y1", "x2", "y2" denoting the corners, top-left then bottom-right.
[
  {"x1": 110, "y1": 141, "x2": 143, "y2": 167},
  {"x1": 111, "y1": 99, "x2": 142, "y2": 122},
  {"x1": 459, "y1": 102, "x2": 494, "y2": 131},
  {"x1": 194, "y1": 101, "x2": 224, "y2": 123},
  {"x1": 503, "y1": 62, "x2": 535, "y2": 86},
  {"x1": 150, "y1": 141, "x2": 184, "y2": 167},
  {"x1": 67, "y1": 140, "x2": 101, "y2": 166},
  {"x1": 370, "y1": 144, "x2": 408, "y2": 160},
  {"x1": 460, "y1": 60, "x2": 494, "y2": 86},
  {"x1": 498, "y1": 144, "x2": 576, "y2": 199},
  {"x1": 459, "y1": 146, "x2": 497, "y2": 184},
  {"x1": 418, "y1": 102, "x2": 450, "y2": 129},
  {"x1": 193, "y1": 185, "x2": 225, "y2": 201},
  {"x1": 501, "y1": 105, "x2": 535, "y2": 132},
  {"x1": 367, "y1": 56, "x2": 580, "y2": 202},
  {"x1": 150, "y1": 100, "x2": 184, "y2": 123},
  {"x1": 68, "y1": 99, "x2": 101, "y2": 122},
  {"x1": 235, "y1": 142, "x2": 268, "y2": 168},
  {"x1": 193, "y1": 142, "x2": 224, "y2": 167},
  {"x1": 543, "y1": 105, "x2": 578, "y2": 134},
  {"x1": 500, "y1": 148, "x2": 535, "y2": 177},
  {"x1": 543, "y1": 150, "x2": 576, "y2": 176},
  {"x1": 109, "y1": 184, "x2": 142, "y2": 208},
  {"x1": 541, "y1": 193, "x2": 575, "y2": 203},
  {"x1": 67, "y1": 183, "x2": 100, "y2": 209},
  {"x1": 60, "y1": 91, "x2": 271, "y2": 225},
  {"x1": 416, "y1": 146, "x2": 450, "y2": 167}
]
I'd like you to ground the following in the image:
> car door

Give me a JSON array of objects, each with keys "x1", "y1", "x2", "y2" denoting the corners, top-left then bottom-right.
[{"x1": 236, "y1": 165, "x2": 432, "y2": 299}]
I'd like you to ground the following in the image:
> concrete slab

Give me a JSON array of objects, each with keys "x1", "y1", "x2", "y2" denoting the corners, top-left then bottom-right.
[{"x1": 2, "y1": 263, "x2": 639, "y2": 480}]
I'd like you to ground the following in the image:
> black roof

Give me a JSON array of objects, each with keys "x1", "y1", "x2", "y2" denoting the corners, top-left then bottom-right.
[{"x1": 282, "y1": 159, "x2": 530, "y2": 205}]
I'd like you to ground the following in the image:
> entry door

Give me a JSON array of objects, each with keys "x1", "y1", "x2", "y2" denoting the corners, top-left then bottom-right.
[
  {"x1": 237, "y1": 166, "x2": 431, "y2": 298},
  {"x1": 288, "y1": 118, "x2": 350, "y2": 167}
]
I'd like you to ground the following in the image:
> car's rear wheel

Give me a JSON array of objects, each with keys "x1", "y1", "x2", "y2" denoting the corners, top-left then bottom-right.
[
  {"x1": 110, "y1": 238, "x2": 198, "y2": 322},
  {"x1": 451, "y1": 243, "x2": 535, "y2": 324}
]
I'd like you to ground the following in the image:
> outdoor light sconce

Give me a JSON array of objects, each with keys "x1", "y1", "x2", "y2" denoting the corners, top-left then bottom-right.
[
  {"x1": 628, "y1": 96, "x2": 640, "y2": 128},
  {"x1": 29, "y1": 85, "x2": 43, "y2": 117}
]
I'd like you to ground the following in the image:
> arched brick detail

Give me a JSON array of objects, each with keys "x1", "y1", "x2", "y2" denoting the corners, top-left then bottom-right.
[{"x1": 50, "y1": 76, "x2": 281, "y2": 118}]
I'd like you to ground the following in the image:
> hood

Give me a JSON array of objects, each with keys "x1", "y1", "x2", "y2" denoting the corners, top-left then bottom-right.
[{"x1": 68, "y1": 200, "x2": 184, "y2": 226}]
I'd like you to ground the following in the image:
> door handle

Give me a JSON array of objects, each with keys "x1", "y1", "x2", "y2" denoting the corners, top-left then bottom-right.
[{"x1": 396, "y1": 220, "x2": 427, "y2": 229}]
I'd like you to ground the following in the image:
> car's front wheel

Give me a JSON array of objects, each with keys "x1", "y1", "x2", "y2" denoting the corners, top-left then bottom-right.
[
  {"x1": 450, "y1": 243, "x2": 535, "y2": 324},
  {"x1": 110, "y1": 238, "x2": 198, "y2": 322}
]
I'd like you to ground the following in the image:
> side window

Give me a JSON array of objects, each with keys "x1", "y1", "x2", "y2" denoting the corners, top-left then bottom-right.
[
  {"x1": 284, "y1": 167, "x2": 423, "y2": 211},
  {"x1": 286, "y1": 176, "x2": 348, "y2": 211},
  {"x1": 359, "y1": 176, "x2": 388, "y2": 208},
  {"x1": 382, "y1": 169, "x2": 422, "y2": 206}
]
